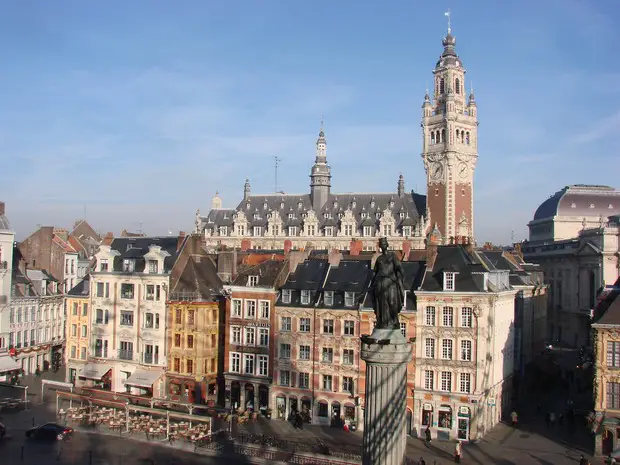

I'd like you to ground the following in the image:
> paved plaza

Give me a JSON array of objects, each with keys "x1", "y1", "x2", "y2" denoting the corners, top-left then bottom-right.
[{"x1": 0, "y1": 367, "x2": 600, "y2": 464}]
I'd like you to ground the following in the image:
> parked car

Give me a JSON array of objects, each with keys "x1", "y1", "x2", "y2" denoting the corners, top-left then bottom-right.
[{"x1": 25, "y1": 423, "x2": 73, "y2": 441}]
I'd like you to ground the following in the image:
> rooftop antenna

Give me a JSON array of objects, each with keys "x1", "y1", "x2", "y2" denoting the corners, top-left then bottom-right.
[
  {"x1": 138, "y1": 222, "x2": 143, "y2": 235},
  {"x1": 274, "y1": 155, "x2": 282, "y2": 194},
  {"x1": 511, "y1": 230, "x2": 515, "y2": 243},
  {"x1": 444, "y1": 9, "x2": 451, "y2": 35}
]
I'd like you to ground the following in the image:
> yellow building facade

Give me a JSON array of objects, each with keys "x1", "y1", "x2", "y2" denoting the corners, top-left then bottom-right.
[
  {"x1": 592, "y1": 289, "x2": 620, "y2": 456},
  {"x1": 65, "y1": 276, "x2": 91, "y2": 383},
  {"x1": 166, "y1": 301, "x2": 220, "y2": 404}
]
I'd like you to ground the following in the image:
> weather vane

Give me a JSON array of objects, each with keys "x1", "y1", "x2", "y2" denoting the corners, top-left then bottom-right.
[{"x1": 444, "y1": 9, "x2": 451, "y2": 35}]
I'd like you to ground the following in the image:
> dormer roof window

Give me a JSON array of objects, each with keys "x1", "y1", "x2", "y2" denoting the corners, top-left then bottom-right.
[
  {"x1": 148, "y1": 260, "x2": 158, "y2": 274},
  {"x1": 99, "y1": 258, "x2": 109, "y2": 272},
  {"x1": 248, "y1": 275, "x2": 259, "y2": 287},
  {"x1": 443, "y1": 271, "x2": 457, "y2": 291},
  {"x1": 123, "y1": 259, "x2": 135, "y2": 272}
]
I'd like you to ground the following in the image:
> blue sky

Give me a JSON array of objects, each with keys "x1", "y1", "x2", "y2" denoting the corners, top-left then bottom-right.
[{"x1": 1, "y1": 0, "x2": 619, "y2": 244}]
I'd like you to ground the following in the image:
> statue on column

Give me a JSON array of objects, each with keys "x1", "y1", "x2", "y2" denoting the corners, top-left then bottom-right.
[{"x1": 370, "y1": 237, "x2": 405, "y2": 329}]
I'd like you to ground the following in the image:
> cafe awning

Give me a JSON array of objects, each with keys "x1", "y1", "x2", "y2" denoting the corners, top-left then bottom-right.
[
  {"x1": 125, "y1": 369, "x2": 162, "y2": 388},
  {"x1": 79, "y1": 363, "x2": 111, "y2": 380},
  {"x1": 0, "y1": 356, "x2": 20, "y2": 374}
]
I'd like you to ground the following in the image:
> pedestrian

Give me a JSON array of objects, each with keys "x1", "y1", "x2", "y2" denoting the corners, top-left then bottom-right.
[
  {"x1": 454, "y1": 440, "x2": 462, "y2": 463},
  {"x1": 425, "y1": 426, "x2": 432, "y2": 446},
  {"x1": 510, "y1": 410, "x2": 518, "y2": 426},
  {"x1": 418, "y1": 457, "x2": 426, "y2": 465},
  {"x1": 549, "y1": 411, "x2": 556, "y2": 427},
  {"x1": 579, "y1": 454, "x2": 588, "y2": 465}
]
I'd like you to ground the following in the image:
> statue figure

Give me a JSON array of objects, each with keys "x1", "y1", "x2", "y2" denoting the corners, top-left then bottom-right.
[{"x1": 371, "y1": 237, "x2": 405, "y2": 330}]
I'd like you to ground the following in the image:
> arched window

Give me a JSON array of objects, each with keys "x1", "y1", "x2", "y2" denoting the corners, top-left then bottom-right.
[
  {"x1": 455, "y1": 129, "x2": 460, "y2": 142},
  {"x1": 431, "y1": 132, "x2": 436, "y2": 144},
  {"x1": 441, "y1": 129, "x2": 446, "y2": 142},
  {"x1": 439, "y1": 78, "x2": 445, "y2": 94},
  {"x1": 465, "y1": 132, "x2": 470, "y2": 145},
  {"x1": 455, "y1": 78, "x2": 460, "y2": 94}
]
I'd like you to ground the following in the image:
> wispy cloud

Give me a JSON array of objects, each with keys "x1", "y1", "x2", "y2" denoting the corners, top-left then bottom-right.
[{"x1": 571, "y1": 110, "x2": 620, "y2": 144}]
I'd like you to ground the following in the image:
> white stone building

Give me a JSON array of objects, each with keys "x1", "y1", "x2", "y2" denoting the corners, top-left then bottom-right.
[
  {"x1": 523, "y1": 185, "x2": 620, "y2": 347},
  {"x1": 82, "y1": 236, "x2": 185, "y2": 397},
  {"x1": 413, "y1": 241, "x2": 518, "y2": 442},
  {"x1": 0, "y1": 201, "x2": 20, "y2": 379}
]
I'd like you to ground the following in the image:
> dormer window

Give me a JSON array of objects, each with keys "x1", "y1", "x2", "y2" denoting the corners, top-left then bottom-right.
[
  {"x1": 324, "y1": 291, "x2": 334, "y2": 306},
  {"x1": 288, "y1": 213, "x2": 294, "y2": 219},
  {"x1": 571, "y1": 203, "x2": 576, "y2": 208},
  {"x1": 248, "y1": 275, "x2": 259, "y2": 287},
  {"x1": 300, "y1": 290, "x2": 311, "y2": 305},
  {"x1": 402, "y1": 226, "x2": 412, "y2": 237},
  {"x1": 443, "y1": 272, "x2": 456, "y2": 291},
  {"x1": 609, "y1": 204, "x2": 614, "y2": 209},
  {"x1": 390, "y1": 201, "x2": 395, "y2": 208},
  {"x1": 263, "y1": 202, "x2": 268, "y2": 210},
  {"x1": 148, "y1": 260, "x2": 158, "y2": 273},
  {"x1": 400, "y1": 212, "x2": 405, "y2": 219},
  {"x1": 123, "y1": 259, "x2": 135, "y2": 272},
  {"x1": 282, "y1": 289, "x2": 291, "y2": 304},
  {"x1": 280, "y1": 202, "x2": 284, "y2": 209},
  {"x1": 361, "y1": 212, "x2": 366, "y2": 218},
  {"x1": 298, "y1": 202, "x2": 303, "y2": 209},
  {"x1": 333, "y1": 201, "x2": 338, "y2": 208},
  {"x1": 99, "y1": 259, "x2": 109, "y2": 272},
  {"x1": 352, "y1": 201, "x2": 356, "y2": 208},
  {"x1": 253, "y1": 213, "x2": 259, "y2": 220},
  {"x1": 371, "y1": 201, "x2": 375, "y2": 208},
  {"x1": 344, "y1": 292, "x2": 355, "y2": 307},
  {"x1": 589, "y1": 203, "x2": 595, "y2": 209},
  {"x1": 376, "y1": 213, "x2": 381, "y2": 219}
]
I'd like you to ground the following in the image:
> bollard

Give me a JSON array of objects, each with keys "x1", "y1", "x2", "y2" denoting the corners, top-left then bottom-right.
[{"x1": 20, "y1": 445, "x2": 24, "y2": 462}]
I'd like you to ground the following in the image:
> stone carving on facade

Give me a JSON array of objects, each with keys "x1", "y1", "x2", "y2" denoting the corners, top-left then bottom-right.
[
  {"x1": 194, "y1": 209, "x2": 201, "y2": 234},
  {"x1": 457, "y1": 212, "x2": 470, "y2": 238},
  {"x1": 268, "y1": 211, "x2": 283, "y2": 237},
  {"x1": 232, "y1": 210, "x2": 248, "y2": 237},
  {"x1": 302, "y1": 210, "x2": 319, "y2": 237},
  {"x1": 337, "y1": 208, "x2": 356, "y2": 237},
  {"x1": 379, "y1": 208, "x2": 396, "y2": 237}
]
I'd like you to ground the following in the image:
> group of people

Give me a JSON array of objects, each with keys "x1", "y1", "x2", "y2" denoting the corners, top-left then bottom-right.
[{"x1": 421, "y1": 425, "x2": 462, "y2": 463}]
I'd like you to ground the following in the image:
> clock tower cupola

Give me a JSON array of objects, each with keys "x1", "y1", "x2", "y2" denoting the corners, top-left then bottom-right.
[{"x1": 421, "y1": 13, "x2": 478, "y2": 244}]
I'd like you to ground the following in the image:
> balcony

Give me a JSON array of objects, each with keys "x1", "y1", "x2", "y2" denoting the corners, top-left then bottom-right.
[{"x1": 118, "y1": 349, "x2": 133, "y2": 361}]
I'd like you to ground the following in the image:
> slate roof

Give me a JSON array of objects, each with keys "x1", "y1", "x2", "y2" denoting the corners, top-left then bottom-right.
[
  {"x1": 170, "y1": 255, "x2": 222, "y2": 302},
  {"x1": 108, "y1": 237, "x2": 182, "y2": 273},
  {"x1": 67, "y1": 275, "x2": 90, "y2": 297},
  {"x1": 593, "y1": 290, "x2": 620, "y2": 326},
  {"x1": 11, "y1": 268, "x2": 35, "y2": 298},
  {"x1": 419, "y1": 246, "x2": 485, "y2": 292},
  {"x1": 592, "y1": 278, "x2": 620, "y2": 324},
  {"x1": 317, "y1": 260, "x2": 372, "y2": 310},
  {"x1": 281, "y1": 259, "x2": 329, "y2": 291},
  {"x1": 232, "y1": 259, "x2": 288, "y2": 288},
  {"x1": 532, "y1": 185, "x2": 620, "y2": 221},
  {"x1": 201, "y1": 190, "x2": 427, "y2": 235}
]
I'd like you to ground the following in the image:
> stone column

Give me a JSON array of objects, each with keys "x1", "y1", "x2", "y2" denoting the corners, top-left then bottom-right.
[{"x1": 361, "y1": 329, "x2": 412, "y2": 465}]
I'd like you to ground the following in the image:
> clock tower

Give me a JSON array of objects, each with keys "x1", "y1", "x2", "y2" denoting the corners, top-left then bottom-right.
[{"x1": 421, "y1": 20, "x2": 478, "y2": 245}]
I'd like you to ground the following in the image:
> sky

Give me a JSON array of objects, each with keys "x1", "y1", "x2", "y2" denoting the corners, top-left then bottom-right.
[{"x1": 0, "y1": 0, "x2": 619, "y2": 244}]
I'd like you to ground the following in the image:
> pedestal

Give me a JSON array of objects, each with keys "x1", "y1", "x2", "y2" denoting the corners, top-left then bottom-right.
[{"x1": 361, "y1": 328, "x2": 412, "y2": 465}]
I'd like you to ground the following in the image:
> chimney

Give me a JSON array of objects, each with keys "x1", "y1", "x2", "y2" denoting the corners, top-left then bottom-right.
[
  {"x1": 177, "y1": 231, "x2": 186, "y2": 252},
  {"x1": 287, "y1": 250, "x2": 308, "y2": 273},
  {"x1": 328, "y1": 250, "x2": 343, "y2": 267},
  {"x1": 426, "y1": 242, "x2": 438, "y2": 270},
  {"x1": 240, "y1": 239, "x2": 251, "y2": 252},
  {"x1": 283, "y1": 240, "x2": 292, "y2": 254},
  {"x1": 401, "y1": 241, "x2": 411, "y2": 261},
  {"x1": 349, "y1": 239, "x2": 362, "y2": 256},
  {"x1": 464, "y1": 236, "x2": 474, "y2": 255},
  {"x1": 0, "y1": 201, "x2": 5, "y2": 216},
  {"x1": 217, "y1": 250, "x2": 237, "y2": 281}
]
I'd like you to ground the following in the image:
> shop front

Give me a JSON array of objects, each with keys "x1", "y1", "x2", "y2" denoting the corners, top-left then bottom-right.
[
  {"x1": 414, "y1": 395, "x2": 474, "y2": 442},
  {"x1": 77, "y1": 363, "x2": 112, "y2": 390},
  {"x1": 125, "y1": 369, "x2": 163, "y2": 397}
]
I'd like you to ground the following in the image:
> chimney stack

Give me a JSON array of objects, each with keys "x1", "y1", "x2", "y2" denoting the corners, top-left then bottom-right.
[
  {"x1": 177, "y1": 231, "x2": 186, "y2": 252},
  {"x1": 0, "y1": 201, "x2": 5, "y2": 216},
  {"x1": 464, "y1": 236, "x2": 474, "y2": 255}
]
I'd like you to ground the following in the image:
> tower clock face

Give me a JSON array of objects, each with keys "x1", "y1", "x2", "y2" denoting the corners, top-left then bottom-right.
[
  {"x1": 458, "y1": 163, "x2": 468, "y2": 179},
  {"x1": 430, "y1": 162, "x2": 444, "y2": 181}
]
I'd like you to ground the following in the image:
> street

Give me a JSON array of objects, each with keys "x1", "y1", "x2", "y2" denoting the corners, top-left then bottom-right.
[{"x1": 0, "y1": 365, "x2": 598, "y2": 464}]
